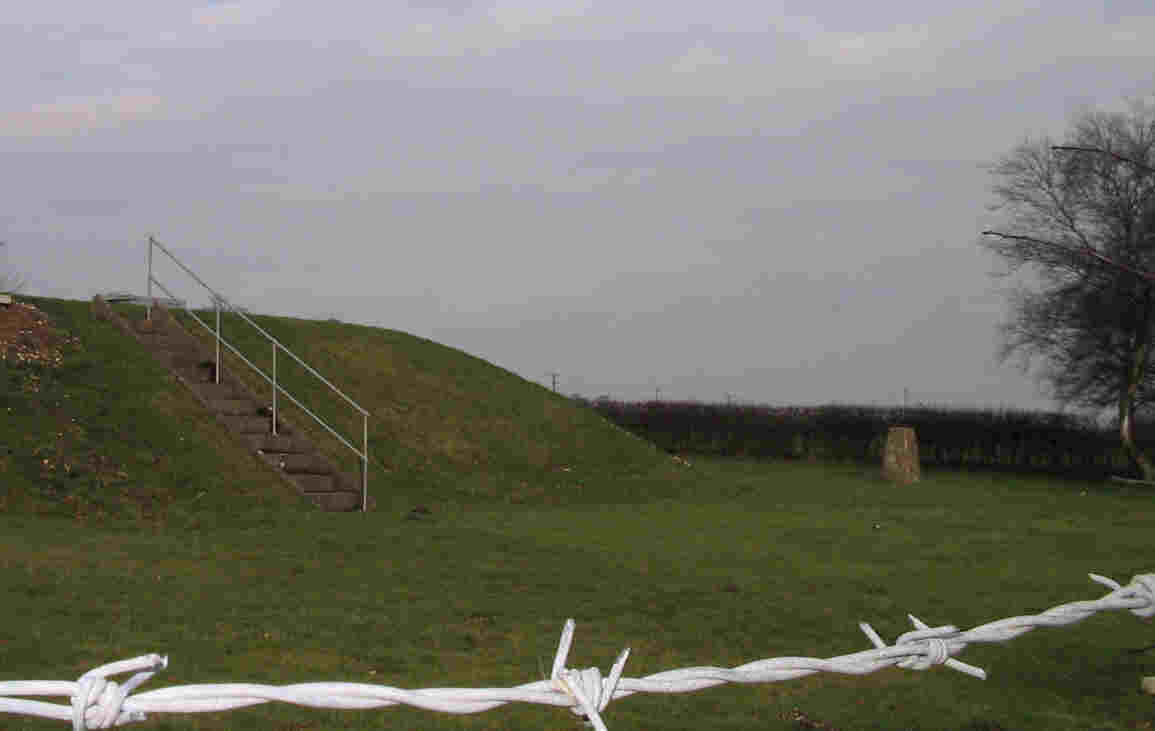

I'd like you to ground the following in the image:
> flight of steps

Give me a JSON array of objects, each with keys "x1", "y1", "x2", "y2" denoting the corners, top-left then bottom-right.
[{"x1": 92, "y1": 295, "x2": 372, "y2": 512}]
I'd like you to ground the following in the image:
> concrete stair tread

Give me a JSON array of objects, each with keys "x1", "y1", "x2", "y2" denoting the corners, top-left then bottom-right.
[
  {"x1": 140, "y1": 335, "x2": 185, "y2": 348},
  {"x1": 154, "y1": 345, "x2": 201, "y2": 356},
  {"x1": 175, "y1": 371, "x2": 225, "y2": 386},
  {"x1": 249, "y1": 434, "x2": 313, "y2": 453},
  {"x1": 207, "y1": 398, "x2": 259, "y2": 416},
  {"x1": 188, "y1": 383, "x2": 243, "y2": 400},
  {"x1": 219, "y1": 415, "x2": 277, "y2": 434},
  {"x1": 259, "y1": 452, "x2": 333, "y2": 475},
  {"x1": 290, "y1": 473, "x2": 338, "y2": 492},
  {"x1": 158, "y1": 347, "x2": 198, "y2": 358},
  {"x1": 305, "y1": 492, "x2": 362, "y2": 511},
  {"x1": 159, "y1": 353, "x2": 209, "y2": 369},
  {"x1": 134, "y1": 323, "x2": 180, "y2": 336}
]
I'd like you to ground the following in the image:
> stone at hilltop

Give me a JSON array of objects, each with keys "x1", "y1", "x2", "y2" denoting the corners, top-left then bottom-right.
[{"x1": 882, "y1": 425, "x2": 920, "y2": 485}]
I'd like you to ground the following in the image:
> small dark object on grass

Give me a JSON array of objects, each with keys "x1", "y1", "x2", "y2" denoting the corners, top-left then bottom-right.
[
  {"x1": 779, "y1": 707, "x2": 839, "y2": 730},
  {"x1": 405, "y1": 504, "x2": 432, "y2": 520}
]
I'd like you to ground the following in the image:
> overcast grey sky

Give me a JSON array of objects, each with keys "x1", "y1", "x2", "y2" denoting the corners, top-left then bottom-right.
[{"x1": 4, "y1": 1, "x2": 1155, "y2": 412}]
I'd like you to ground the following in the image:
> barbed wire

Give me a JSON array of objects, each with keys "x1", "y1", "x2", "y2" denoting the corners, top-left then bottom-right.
[{"x1": 2, "y1": 571, "x2": 1153, "y2": 731}]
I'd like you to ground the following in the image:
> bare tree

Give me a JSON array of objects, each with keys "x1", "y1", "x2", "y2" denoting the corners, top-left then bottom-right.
[{"x1": 982, "y1": 96, "x2": 1155, "y2": 480}]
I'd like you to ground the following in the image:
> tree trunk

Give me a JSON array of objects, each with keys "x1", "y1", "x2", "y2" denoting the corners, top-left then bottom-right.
[{"x1": 1120, "y1": 321, "x2": 1155, "y2": 481}]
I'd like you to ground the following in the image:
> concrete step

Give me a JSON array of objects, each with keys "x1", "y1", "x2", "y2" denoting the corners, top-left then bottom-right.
[
  {"x1": 220, "y1": 415, "x2": 275, "y2": 435},
  {"x1": 134, "y1": 317, "x2": 177, "y2": 335},
  {"x1": 177, "y1": 365, "x2": 227, "y2": 385},
  {"x1": 305, "y1": 491, "x2": 363, "y2": 512},
  {"x1": 207, "y1": 398, "x2": 258, "y2": 416},
  {"x1": 138, "y1": 331, "x2": 185, "y2": 348},
  {"x1": 187, "y1": 382, "x2": 244, "y2": 401},
  {"x1": 291, "y1": 473, "x2": 336, "y2": 493},
  {"x1": 263, "y1": 453, "x2": 332, "y2": 475},
  {"x1": 147, "y1": 337, "x2": 196, "y2": 353},
  {"x1": 249, "y1": 434, "x2": 313, "y2": 454},
  {"x1": 157, "y1": 349, "x2": 207, "y2": 370},
  {"x1": 292, "y1": 475, "x2": 366, "y2": 512},
  {"x1": 334, "y1": 470, "x2": 365, "y2": 493}
]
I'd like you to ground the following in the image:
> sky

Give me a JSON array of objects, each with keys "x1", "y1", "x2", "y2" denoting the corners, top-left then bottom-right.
[{"x1": 3, "y1": 1, "x2": 1155, "y2": 415}]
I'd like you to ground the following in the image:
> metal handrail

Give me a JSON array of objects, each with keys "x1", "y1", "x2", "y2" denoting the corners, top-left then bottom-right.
[
  {"x1": 145, "y1": 236, "x2": 370, "y2": 512},
  {"x1": 149, "y1": 278, "x2": 366, "y2": 460}
]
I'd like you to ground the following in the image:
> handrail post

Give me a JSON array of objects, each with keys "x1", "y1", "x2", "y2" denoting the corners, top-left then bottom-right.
[
  {"x1": 214, "y1": 297, "x2": 221, "y2": 385},
  {"x1": 272, "y1": 343, "x2": 278, "y2": 436},
  {"x1": 362, "y1": 416, "x2": 368, "y2": 513},
  {"x1": 146, "y1": 237, "x2": 154, "y2": 321}
]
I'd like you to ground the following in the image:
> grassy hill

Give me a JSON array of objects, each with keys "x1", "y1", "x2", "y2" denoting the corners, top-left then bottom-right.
[
  {"x1": 165, "y1": 301, "x2": 673, "y2": 503},
  {"x1": 2, "y1": 295, "x2": 308, "y2": 525},
  {"x1": 1, "y1": 295, "x2": 680, "y2": 525},
  {"x1": 4, "y1": 296, "x2": 1155, "y2": 730}
]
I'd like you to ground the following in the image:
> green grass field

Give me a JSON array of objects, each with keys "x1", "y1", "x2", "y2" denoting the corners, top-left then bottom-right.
[{"x1": 2, "y1": 296, "x2": 1154, "y2": 730}]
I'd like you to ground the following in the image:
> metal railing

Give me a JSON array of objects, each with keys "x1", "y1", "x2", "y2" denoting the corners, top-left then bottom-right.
[{"x1": 145, "y1": 235, "x2": 370, "y2": 512}]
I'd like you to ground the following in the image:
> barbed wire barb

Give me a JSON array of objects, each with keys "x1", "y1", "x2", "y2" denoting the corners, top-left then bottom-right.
[{"x1": 548, "y1": 619, "x2": 631, "y2": 731}]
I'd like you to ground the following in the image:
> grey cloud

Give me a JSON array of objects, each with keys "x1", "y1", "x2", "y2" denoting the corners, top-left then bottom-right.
[
  {"x1": 46, "y1": 200, "x2": 130, "y2": 218},
  {"x1": 1103, "y1": 0, "x2": 1155, "y2": 23},
  {"x1": 405, "y1": 0, "x2": 479, "y2": 15},
  {"x1": 778, "y1": 0, "x2": 941, "y2": 31}
]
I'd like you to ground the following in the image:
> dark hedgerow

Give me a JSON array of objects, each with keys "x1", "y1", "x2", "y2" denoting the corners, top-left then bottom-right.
[{"x1": 578, "y1": 396, "x2": 1137, "y2": 480}]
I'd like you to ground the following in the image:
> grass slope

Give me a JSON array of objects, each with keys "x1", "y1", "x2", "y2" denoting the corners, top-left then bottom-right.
[
  {"x1": 3, "y1": 296, "x2": 1154, "y2": 730},
  {"x1": 159, "y1": 302, "x2": 672, "y2": 512},
  {"x1": 1, "y1": 296, "x2": 318, "y2": 524}
]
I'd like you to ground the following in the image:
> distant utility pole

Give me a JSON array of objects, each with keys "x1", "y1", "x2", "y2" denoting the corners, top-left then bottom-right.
[
  {"x1": 546, "y1": 371, "x2": 560, "y2": 392},
  {"x1": 655, "y1": 387, "x2": 662, "y2": 401},
  {"x1": 725, "y1": 392, "x2": 734, "y2": 406}
]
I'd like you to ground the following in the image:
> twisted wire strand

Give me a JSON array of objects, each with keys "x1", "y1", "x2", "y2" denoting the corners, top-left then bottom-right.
[{"x1": 1, "y1": 572, "x2": 1151, "y2": 730}]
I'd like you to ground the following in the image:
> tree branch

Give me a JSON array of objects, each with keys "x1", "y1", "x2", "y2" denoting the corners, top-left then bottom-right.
[
  {"x1": 981, "y1": 230, "x2": 1155, "y2": 282},
  {"x1": 1052, "y1": 145, "x2": 1155, "y2": 175}
]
